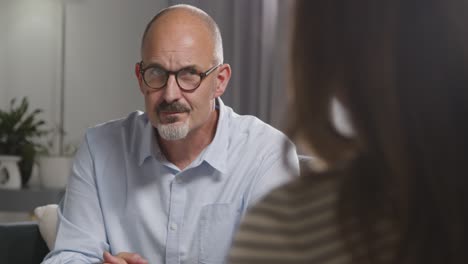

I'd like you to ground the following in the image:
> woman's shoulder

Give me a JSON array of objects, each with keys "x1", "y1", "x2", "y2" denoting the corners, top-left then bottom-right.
[
  {"x1": 239, "y1": 174, "x2": 341, "y2": 239},
  {"x1": 255, "y1": 174, "x2": 339, "y2": 213},
  {"x1": 229, "y1": 175, "x2": 345, "y2": 264}
]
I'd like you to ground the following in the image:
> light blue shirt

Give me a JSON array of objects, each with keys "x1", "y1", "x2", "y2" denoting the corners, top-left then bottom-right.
[{"x1": 43, "y1": 99, "x2": 299, "y2": 264}]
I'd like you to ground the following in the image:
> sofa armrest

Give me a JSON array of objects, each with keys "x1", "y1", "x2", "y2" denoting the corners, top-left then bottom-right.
[{"x1": 0, "y1": 221, "x2": 49, "y2": 264}]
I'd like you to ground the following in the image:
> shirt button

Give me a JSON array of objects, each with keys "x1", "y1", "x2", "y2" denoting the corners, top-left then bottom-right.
[{"x1": 170, "y1": 223, "x2": 177, "y2": 231}]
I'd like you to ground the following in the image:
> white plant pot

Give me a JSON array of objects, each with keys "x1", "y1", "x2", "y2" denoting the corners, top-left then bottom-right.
[
  {"x1": 38, "y1": 156, "x2": 72, "y2": 189},
  {"x1": 0, "y1": 155, "x2": 22, "y2": 189}
]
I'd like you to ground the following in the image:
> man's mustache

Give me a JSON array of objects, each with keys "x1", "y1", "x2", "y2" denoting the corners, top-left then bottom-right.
[{"x1": 157, "y1": 101, "x2": 190, "y2": 113}]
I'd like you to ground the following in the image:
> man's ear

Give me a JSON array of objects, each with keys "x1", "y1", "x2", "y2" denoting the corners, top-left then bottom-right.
[
  {"x1": 135, "y1": 62, "x2": 145, "y2": 94},
  {"x1": 214, "y1": 64, "x2": 231, "y2": 98}
]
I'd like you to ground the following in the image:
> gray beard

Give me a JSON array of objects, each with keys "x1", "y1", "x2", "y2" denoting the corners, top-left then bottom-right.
[{"x1": 156, "y1": 120, "x2": 190, "y2": 140}]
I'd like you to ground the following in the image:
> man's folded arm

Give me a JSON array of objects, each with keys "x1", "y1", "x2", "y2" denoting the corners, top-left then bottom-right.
[{"x1": 42, "y1": 132, "x2": 109, "y2": 264}]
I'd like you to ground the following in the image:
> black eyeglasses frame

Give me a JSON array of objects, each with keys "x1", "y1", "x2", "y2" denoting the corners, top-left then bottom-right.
[{"x1": 138, "y1": 62, "x2": 222, "y2": 92}]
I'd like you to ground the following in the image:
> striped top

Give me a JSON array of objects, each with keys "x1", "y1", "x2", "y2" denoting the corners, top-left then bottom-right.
[{"x1": 228, "y1": 175, "x2": 396, "y2": 264}]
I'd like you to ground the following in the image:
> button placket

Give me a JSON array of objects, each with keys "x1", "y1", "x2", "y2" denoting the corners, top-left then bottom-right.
[{"x1": 165, "y1": 176, "x2": 186, "y2": 264}]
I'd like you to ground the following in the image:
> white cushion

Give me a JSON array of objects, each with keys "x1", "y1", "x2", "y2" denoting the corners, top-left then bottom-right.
[{"x1": 34, "y1": 204, "x2": 58, "y2": 250}]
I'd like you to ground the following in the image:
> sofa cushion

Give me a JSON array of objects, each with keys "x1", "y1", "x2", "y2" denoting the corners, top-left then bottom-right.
[
  {"x1": 34, "y1": 204, "x2": 58, "y2": 250},
  {"x1": 0, "y1": 221, "x2": 49, "y2": 263}
]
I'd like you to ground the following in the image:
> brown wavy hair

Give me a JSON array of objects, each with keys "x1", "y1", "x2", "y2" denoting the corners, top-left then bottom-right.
[{"x1": 290, "y1": 0, "x2": 468, "y2": 263}]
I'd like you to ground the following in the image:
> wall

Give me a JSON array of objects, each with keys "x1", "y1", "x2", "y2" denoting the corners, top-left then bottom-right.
[
  {"x1": 0, "y1": 4, "x2": 6, "y2": 108},
  {"x1": 0, "y1": 0, "x2": 61, "y2": 132},
  {"x1": 0, "y1": 0, "x2": 169, "y2": 149},
  {"x1": 63, "y1": 0, "x2": 168, "y2": 145}
]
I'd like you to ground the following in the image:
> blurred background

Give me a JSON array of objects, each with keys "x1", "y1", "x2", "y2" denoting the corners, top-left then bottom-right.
[
  {"x1": 0, "y1": 0, "x2": 293, "y2": 221},
  {"x1": 0, "y1": 0, "x2": 293, "y2": 148}
]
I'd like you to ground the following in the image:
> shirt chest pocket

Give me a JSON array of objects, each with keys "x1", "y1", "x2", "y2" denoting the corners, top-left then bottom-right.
[{"x1": 198, "y1": 203, "x2": 241, "y2": 264}]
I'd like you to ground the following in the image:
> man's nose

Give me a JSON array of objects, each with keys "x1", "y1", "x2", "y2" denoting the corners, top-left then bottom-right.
[{"x1": 162, "y1": 74, "x2": 182, "y2": 103}]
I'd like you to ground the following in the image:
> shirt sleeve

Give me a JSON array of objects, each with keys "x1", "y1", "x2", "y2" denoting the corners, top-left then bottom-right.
[{"x1": 42, "y1": 132, "x2": 108, "y2": 264}]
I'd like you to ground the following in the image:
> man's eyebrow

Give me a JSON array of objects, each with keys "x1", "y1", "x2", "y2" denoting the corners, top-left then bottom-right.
[
  {"x1": 184, "y1": 64, "x2": 197, "y2": 69},
  {"x1": 177, "y1": 64, "x2": 198, "y2": 71},
  {"x1": 142, "y1": 63, "x2": 199, "y2": 71},
  {"x1": 142, "y1": 62, "x2": 164, "y2": 69}
]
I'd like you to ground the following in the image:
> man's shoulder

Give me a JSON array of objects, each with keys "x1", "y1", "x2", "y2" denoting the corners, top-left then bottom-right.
[
  {"x1": 224, "y1": 107, "x2": 288, "y2": 143},
  {"x1": 85, "y1": 111, "x2": 146, "y2": 140}
]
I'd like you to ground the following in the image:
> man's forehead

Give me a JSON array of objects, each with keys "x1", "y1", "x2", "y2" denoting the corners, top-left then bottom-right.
[
  {"x1": 143, "y1": 38, "x2": 210, "y2": 64},
  {"x1": 143, "y1": 30, "x2": 213, "y2": 67},
  {"x1": 141, "y1": 8, "x2": 217, "y2": 66},
  {"x1": 144, "y1": 52, "x2": 198, "y2": 68}
]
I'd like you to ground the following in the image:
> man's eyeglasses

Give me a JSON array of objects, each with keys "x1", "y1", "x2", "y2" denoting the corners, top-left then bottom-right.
[{"x1": 139, "y1": 62, "x2": 221, "y2": 91}]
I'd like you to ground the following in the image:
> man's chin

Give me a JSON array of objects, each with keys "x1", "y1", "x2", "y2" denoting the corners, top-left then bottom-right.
[{"x1": 156, "y1": 121, "x2": 190, "y2": 141}]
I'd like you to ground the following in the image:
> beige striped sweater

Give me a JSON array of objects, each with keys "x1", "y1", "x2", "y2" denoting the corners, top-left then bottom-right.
[{"x1": 228, "y1": 176, "x2": 396, "y2": 264}]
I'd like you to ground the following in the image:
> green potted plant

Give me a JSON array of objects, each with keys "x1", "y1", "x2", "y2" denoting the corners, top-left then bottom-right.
[{"x1": 0, "y1": 97, "x2": 46, "y2": 187}]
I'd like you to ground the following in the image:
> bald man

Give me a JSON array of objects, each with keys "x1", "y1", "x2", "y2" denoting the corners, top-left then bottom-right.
[{"x1": 43, "y1": 5, "x2": 299, "y2": 264}]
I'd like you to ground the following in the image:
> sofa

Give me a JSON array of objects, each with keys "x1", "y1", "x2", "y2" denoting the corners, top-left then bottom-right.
[{"x1": 0, "y1": 221, "x2": 49, "y2": 264}]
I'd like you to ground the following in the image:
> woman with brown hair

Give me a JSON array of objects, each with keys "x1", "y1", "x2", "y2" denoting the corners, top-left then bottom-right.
[{"x1": 229, "y1": 0, "x2": 468, "y2": 263}]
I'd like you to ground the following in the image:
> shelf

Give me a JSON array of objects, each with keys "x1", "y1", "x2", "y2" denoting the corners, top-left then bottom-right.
[{"x1": 0, "y1": 188, "x2": 64, "y2": 212}]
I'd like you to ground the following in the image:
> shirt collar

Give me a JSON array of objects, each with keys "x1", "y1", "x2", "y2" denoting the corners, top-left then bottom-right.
[
  {"x1": 135, "y1": 98, "x2": 229, "y2": 174},
  {"x1": 199, "y1": 98, "x2": 229, "y2": 174},
  {"x1": 137, "y1": 114, "x2": 161, "y2": 166}
]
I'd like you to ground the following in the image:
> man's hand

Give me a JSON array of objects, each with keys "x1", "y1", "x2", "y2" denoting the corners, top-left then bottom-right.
[{"x1": 103, "y1": 251, "x2": 149, "y2": 264}]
